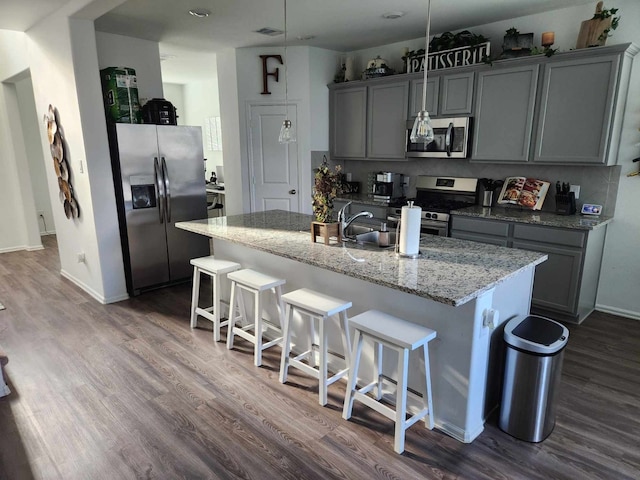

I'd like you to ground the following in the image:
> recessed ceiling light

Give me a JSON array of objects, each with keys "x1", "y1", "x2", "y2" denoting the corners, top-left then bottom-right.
[
  {"x1": 189, "y1": 8, "x2": 211, "y2": 18},
  {"x1": 254, "y1": 27, "x2": 284, "y2": 36},
  {"x1": 297, "y1": 35, "x2": 315, "y2": 41},
  {"x1": 382, "y1": 11, "x2": 405, "y2": 19}
]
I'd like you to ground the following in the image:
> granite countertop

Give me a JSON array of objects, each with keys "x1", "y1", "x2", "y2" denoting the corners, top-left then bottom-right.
[
  {"x1": 176, "y1": 210, "x2": 546, "y2": 307},
  {"x1": 451, "y1": 205, "x2": 612, "y2": 230}
]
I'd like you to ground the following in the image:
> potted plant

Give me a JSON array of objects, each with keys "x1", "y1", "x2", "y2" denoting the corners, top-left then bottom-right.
[
  {"x1": 311, "y1": 158, "x2": 342, "y2": 244},
  {"x1": 312, "y1": 158, "x2": 342, "y2": 222}
]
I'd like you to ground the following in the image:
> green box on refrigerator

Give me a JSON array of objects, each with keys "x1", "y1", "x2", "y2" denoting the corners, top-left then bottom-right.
[{"x1": 100, "y1": 67, "x2": 142, "y2": 124}]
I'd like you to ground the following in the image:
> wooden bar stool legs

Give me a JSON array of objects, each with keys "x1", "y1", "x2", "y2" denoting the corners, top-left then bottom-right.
[{"x1": 342, "y1": 310, "x2": 437, "y2": 454}]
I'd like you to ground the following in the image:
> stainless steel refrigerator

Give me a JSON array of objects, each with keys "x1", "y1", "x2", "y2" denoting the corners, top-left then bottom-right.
[{"x1": 109, "y1": 124, "x2": 209, "y2": 296}]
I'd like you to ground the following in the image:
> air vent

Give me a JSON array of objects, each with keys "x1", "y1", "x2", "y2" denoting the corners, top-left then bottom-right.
[{"x1": 255, "y1": 27, "x2": 284, "y2": 36}]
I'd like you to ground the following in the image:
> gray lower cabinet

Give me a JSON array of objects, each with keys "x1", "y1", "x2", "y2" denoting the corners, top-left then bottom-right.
[
  {"x1": 471, "y1": 64, "x2": 539, "y2": 162},
  {"x1": 330, "y1": 86, "x2": 367, "y2": 159},
  {"x1": 450, "y1": 215, "x2": 607, "y2": 323}
]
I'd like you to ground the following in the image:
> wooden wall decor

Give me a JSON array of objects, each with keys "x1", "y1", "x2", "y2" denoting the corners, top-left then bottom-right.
[{"x1": 43, "y1": 105, "x2": 79, "y2": 219}]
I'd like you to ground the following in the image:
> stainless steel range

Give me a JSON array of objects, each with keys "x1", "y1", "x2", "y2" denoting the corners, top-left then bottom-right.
[{"x1": 387, "y1": 176, "x2": 478, "y2": 236}]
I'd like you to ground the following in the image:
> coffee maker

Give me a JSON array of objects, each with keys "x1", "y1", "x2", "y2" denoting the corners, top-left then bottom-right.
[{"x1": 372, "y1": 172, "x2": 403, "y2": 203}]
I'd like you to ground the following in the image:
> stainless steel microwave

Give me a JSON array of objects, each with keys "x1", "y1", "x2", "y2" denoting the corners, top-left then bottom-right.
[{"x1": 405, "y1": 116, "x2": 471, "y2": 158}]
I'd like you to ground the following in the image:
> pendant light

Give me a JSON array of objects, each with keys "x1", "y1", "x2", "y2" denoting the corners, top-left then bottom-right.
[
  {"x1": 278, "y1": 0, "x2": 296, "y2": 143},
  {"x1": 410, "y1": 0, "x2": 435, "y2": 144}
]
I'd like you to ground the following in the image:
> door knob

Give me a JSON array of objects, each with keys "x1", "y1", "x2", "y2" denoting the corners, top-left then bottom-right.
[{"x1": 289, "y1": 189, "x2": 297, "y2": 195}]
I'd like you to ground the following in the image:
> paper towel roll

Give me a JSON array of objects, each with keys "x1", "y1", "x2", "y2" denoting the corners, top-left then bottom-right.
[{"x1": 399, "y1": 203, "x2": 421, "y2": 256}]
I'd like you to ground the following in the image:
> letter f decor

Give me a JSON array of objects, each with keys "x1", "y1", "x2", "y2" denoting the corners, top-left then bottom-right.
[{"x1": 260, "y1": 54, "x2": 283, "y2": 94}]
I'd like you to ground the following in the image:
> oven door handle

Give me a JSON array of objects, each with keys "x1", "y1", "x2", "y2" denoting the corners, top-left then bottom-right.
[{"x1": 445, "y1": 122, "x2": 453, "y2": 157}]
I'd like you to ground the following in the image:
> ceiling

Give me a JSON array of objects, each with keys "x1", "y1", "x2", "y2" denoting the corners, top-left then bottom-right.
[
  {"x1": 2, "y1": 0, "x2": 595, "y2": 84},
  {"x1": 93, "y1": 0, "x2": 596, "y2": 52},
  {"x1": 3, "y1": 0, "x2": 596, "y2": 52}
]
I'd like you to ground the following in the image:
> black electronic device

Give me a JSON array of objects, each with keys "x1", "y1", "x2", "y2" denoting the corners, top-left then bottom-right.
[{"x1": 142, "y1": 98, "x2": 177, "y2": 125}]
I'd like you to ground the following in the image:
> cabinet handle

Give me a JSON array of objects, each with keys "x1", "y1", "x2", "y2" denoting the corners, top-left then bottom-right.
[{"x1": 289, "y1": 189, "x2": 297, "y2": 195}]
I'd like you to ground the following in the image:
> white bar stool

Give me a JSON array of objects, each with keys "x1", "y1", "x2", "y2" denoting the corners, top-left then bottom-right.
[
  {"x1": 226, "y1": 269, "x2": 286, "y2": 367},
  {"x1": 190, "y1": 256, "x2": 241, "y2": 342},
  {"x1": 342, "y1": 310, "x2": 437, "y2": 454},
  {"x1": 279, "y1": 288, "x2": 352, "y2": 406}
]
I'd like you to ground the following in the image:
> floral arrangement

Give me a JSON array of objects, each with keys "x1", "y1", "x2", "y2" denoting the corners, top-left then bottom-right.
[{"x1": 312, "y1": 157, "x2": 342, "y2": 223}]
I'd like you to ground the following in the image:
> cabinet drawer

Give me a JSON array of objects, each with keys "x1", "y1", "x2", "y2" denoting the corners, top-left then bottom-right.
[
  {"x1": 451, "y1": 231, "x2": 509, "y2": 247},
  {"x1": 451, "y1": 216, "x2": 509, "y2": 237},
  {"x1": 513, "y1": 224, "x2": 585, "y2": 248}
]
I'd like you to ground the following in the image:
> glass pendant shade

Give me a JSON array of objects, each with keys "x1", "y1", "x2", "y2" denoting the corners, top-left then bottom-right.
[
  {"x1": 410, "y1": 111, "x2": 434, "y2": 143},
  {"x1": 279, "y1": 119, "x2": 296, "y2": 143}
]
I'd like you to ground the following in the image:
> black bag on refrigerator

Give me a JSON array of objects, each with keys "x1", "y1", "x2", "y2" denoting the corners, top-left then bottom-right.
[{"x1": 142, "y1": 98, "x2": 178, "y2": 125}]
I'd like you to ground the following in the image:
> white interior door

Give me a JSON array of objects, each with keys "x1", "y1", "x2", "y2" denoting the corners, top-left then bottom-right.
[{"x1": 248, "y1": 104, "x2": 299, "y2": 212}]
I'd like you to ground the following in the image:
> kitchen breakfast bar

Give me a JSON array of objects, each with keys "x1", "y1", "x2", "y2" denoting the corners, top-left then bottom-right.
[{"x1": 176, "y1": 210, "x2": 546, "y2": 443}]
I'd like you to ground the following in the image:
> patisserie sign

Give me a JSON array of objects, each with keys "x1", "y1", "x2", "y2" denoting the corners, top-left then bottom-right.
[{"x1": 407, "y1": 42, "x2": 490, "y2": 73}]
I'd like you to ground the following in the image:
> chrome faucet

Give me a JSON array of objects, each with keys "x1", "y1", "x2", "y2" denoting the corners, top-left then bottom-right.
[{"x1": 337, "y1": 201, "x2": 374, "y2": 240}]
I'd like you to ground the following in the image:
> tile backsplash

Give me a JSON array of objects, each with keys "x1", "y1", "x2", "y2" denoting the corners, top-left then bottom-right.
[{"x1": 315, "y1": 153, "x2": 621, "y2": 216}]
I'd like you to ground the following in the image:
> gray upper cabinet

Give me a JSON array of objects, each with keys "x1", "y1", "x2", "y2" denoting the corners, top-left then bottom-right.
[
  {"x1": 367, "y1": 81, "x2": 409, "y2": 159},
  {"x1": 532, "y1": 55, "x2": 619, "y2": 165},
  {"x1": 440, "y1": 72, "x2": 475, "y2": 115},
  {"x1": 409, "y1": 77, "x2": 439, "y2": 118},
  {"x1": 472, "y1": 64, "x2": 539, "y2": 162},
  {"x1": 329, "y1": 77, "x2": 409, "y2": 161},
  {"x1": 330, "y1": 86, "x2": 367, "y2": 159},
  {"x1": 328, "y1": 43, "x2": 637, "y2": 165}
]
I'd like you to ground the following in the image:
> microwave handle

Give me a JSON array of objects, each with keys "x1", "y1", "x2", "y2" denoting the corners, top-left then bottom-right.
[{"x1": 445, "y1": 122, "x2": 453, "y2": 157}]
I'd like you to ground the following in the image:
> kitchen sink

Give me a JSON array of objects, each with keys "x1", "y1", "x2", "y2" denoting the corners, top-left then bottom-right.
[{"x1": 343, "y1": 224, "x2": 396, "y2": 248}]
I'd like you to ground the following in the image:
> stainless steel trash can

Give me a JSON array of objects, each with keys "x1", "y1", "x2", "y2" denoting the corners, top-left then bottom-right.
[{"x1": 499, "y1": 315, "x2": 569, "y2": 442}]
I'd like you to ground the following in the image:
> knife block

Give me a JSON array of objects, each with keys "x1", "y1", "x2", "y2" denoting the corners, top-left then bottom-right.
[{"x1": 555, "y1": 193, "x2": 576, "y2": 215}]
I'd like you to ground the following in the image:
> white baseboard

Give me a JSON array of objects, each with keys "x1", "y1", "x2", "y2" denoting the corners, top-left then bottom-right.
[
  {"x1": 595, "y1": 304, "x2": 640, "y2": 321},
  {"x1": 0, "y1": 245, "x2": 29, "y2": 253},
  {"x1": 40, "y1": 231, "x2": 56, "y2": 236},
  {"x1": 60, "y1": 269, "x2": 129, "y2": 305},
  {"x1": 26, "y1": 244, "x2": 44, "y2": 251}
]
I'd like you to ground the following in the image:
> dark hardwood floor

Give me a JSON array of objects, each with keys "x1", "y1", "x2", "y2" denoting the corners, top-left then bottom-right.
[{"x1": 0, "y1": 236, "x2": 638, "y2": 479}]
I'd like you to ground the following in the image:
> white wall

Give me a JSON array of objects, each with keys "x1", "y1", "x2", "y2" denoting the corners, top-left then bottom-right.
[
  {"x1": 183, "y1": 79, "x2": 223, "y2": 180},
  {"x1": 162, "y1": 82, "x2": 185, "y2": 125},
  {"x1": 15, "y1": 75, "x2": 55, "y2": 235},
  {"x1": 226, "y1": 45, "x2": 339, "y2": 215},
  {"x1": 586, "y1": 1, "x2": 640, "y2": 319},
  {"x1": 216, "y1": 48, "x2": 243, "y2": 215},
  {"x1": 0, "y1": 30, "x2": 38, "y2": 252},
  {"x1": 12, "y1": 7, "x2": 128, "y2": 303},
  {"x1": 309, "y1": 47, "x2": 340, "y2": 151},
  {"x1": 95, "y1": 31, "x2": 163, "y2": 104}
]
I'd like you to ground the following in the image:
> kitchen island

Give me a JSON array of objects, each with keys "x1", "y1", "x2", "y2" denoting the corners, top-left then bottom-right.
[{"x1": 177, "y1": 210, "x2": 546, "y2": 443}]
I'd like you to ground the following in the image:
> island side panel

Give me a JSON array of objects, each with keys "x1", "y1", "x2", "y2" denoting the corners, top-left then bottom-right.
[{"x1": 214, "y1": 239, "x2": 535, "y2": 443}]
